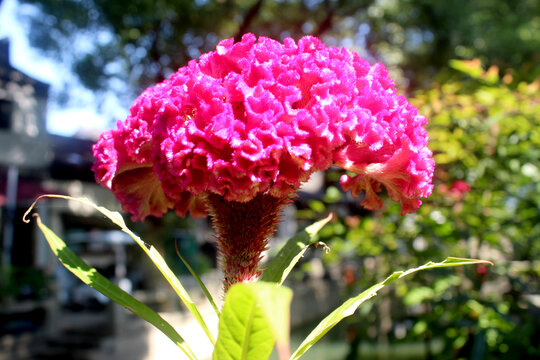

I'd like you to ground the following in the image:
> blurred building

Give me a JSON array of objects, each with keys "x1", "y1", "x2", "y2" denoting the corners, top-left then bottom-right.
[
  {"x1": 0, "y1": 36, "x2": 124, "y2": 331},
  {"x1": 0, "y1": 37, "x2": 51, "y2": 269},
  {"x1": 0, "y1": 37, "x2": 120, "y2": 269},
  {"x1": 0, "y1": 37, "x2": 144, "y2": 358}
]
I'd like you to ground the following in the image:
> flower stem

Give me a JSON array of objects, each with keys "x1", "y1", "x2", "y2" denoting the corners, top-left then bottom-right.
[{"x1": 207, "y1": 193, "x2": 290, "y2": 292}]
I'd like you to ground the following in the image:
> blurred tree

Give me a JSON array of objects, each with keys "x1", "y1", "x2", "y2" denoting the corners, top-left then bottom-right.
[
  {"x1": 404, "y1": 60, "x2": 540, "y2": 358},
  {"x1": 315, "y1": 60, "x2": 540, "y2": 358},
  {"x1": 361, "y1": 0, "x2": 540, "y2": 87},
  {"x1": 18, "y1": 0, "x2": 540, "y2": 111}
]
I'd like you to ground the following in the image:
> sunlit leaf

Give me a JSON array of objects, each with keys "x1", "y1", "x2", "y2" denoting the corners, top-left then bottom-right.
[
  {"x1": 175, "y1": 241, "x2": 220, "y2": 317},
  {"x1": 24, "y1": 195, "x2": 216, "y2": 345},
  {"x1": 28, "y1": 215, "x2": 198, "y2": 360},
  {"x1": 262, "y1": 213, "x2": 334, "y2": 285},
  {"x1": 214, "y1": 282, "x2": 292, "y2": 360},
  {"x1": 449, "y1": 59, "x2": 484, "y2": 79},
  {"x1": 289, "y1": 257, "x2": 493, "y2": 360}
]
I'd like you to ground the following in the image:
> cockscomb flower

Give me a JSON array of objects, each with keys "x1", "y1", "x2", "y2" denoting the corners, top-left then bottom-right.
[{"x1": 92, "y1": 33, "x2": 434, "y2": 290}]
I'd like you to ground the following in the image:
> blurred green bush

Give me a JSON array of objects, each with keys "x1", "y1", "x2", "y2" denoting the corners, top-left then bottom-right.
[{"x1": 308, "y1": 60, "x2": 540, "y2": 359}]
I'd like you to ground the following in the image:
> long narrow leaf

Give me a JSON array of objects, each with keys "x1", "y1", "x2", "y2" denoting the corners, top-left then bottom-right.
[
  {"x1": 290, "y1": 257, "x2": 493, "y2": 360},
  {"x1": 30, "y1": 215, "x2": 197, "y2": 360},
  {"x1": 24, "y1": 195, "x2": 216, "y2": 345},
  {"x1": 262, "y1": 213, "x2": 334, "y2": 285},
  {"x1": 175, "y1": 240, "x2": 220, "y2": 317}
]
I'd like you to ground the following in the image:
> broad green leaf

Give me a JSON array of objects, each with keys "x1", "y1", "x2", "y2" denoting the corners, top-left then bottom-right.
[
  {"x1": 262, "y1": 213, "x2": 334, "y2": 285},
  {"x1": 214, "y1": 282, "x2": 292, "y2": 360},
  {"x1": 29, "y1": 215, "x2": 197, "y2": 360},
  {"x1": 24, "y1": 195, "x2": 216, "y2": 345},
  {"x1": 290, "y1": 257, "x2": 493, "y2": 360},
  {"x1": 251, "y1": 283, "x2": 293, "y2": 360}
]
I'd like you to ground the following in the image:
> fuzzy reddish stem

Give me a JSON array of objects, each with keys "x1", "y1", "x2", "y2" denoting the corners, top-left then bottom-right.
[{"x1": 207, "y1": 193, "x2": 289, "y2": 292}]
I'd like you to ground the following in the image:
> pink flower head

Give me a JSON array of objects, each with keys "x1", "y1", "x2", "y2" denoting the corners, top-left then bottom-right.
[
  {"x1": 93, "y1": 33, "x2": 434, "y2": 220},
  {"x1": 448, "y1": 180, "x2": 471, "y2": 201},
  {"x1": 450, "y1": 180, "x2": 471, "y2": 195}
]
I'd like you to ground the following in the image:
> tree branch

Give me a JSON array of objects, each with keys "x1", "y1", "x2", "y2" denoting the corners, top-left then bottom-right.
[
  {"x1": 313, "y1": 7, "x2": 335, "y2": 38},
  {"x1": 234, "y1": 0, "x2": 265, "y2": 41}
]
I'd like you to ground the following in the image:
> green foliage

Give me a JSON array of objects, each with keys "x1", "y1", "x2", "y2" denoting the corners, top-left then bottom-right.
[
  {"x1": 214, "y1": 282, "x2": 292, "y2": 360},
  {"x1": 25, "y1": 195, "x2": 216, "y2": 345},
  {"x1": 367, "y1": 1, "x2": 540, "y2": 78},
  {"x1": 262, "y1": 213, "x2": 333, "y2": 285},
  {"x1": 0, "y1": 266, "x2": 49, "y2": 302},
  {"x1": 175, "y1": 242, "x2": 221, "y2": 317},
  {"x1": 27, "y1": 213, "x2": 197, "y2": 360},
  {"x1": 17, "y1": 0, "x2": 539, "y2": 111},
  {"x1": 413, "y1": 60, "x2": 540, "y2": 258},
  {"x1": 290, "y1": 258, "x2": 491, "y2": 360},
  {"x1": 26, "y1": 195, "x2": 491, "y2": 360},
  {"x1": 314, "y1": 60, "x2": 540, "y2": 358}
]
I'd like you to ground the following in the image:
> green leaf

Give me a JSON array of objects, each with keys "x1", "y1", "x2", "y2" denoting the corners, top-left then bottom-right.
[
  {"x1": 30, "y1": 215, "x2": 198, "y2": 360},
  {"x1": 24, "y1": 195, "x2": 216, "y2": 345},
  {"x1": 175, "y1": 240, "x2": 220, "y2": 317},
  {"x1": 214, "y1": 282, "x2": 293, "y2": 360},
  {"x1": 262, "y1": 213, "x2": 334, "y2": 285},
  {"x1": 449, "y1": 59, "x2": 484, "y2": 79},
  {"x1": 289, "y1": 257, "x2": 493, "y2": 360}
]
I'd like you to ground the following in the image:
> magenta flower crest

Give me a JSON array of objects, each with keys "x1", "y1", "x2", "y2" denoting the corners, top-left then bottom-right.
[
  {"x1": 93, "y1": 33, "x2": 434, "y2": 289},
  {"x1": 93, "y1": 33, "x2": 433, "y2": 218}
]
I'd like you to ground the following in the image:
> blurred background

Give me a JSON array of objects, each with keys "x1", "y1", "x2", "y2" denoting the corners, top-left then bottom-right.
[{"x1": 0, "y1": 0, "x2": 539, "y2": 359}]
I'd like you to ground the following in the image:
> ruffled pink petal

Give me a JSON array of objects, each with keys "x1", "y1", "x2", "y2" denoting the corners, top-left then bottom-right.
[
  {"x1": 92, "y1": 131, "x2": 119, "y2": 189},
  {"x1": 336, "y1": 139, "x2": 434, "y2": 215},
  {"x1": 93, "y1": 33, "x2": 434, "y2": 220},
  {"x1": 92, "y1": 127, "x2": 174, "y2": 220}
]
